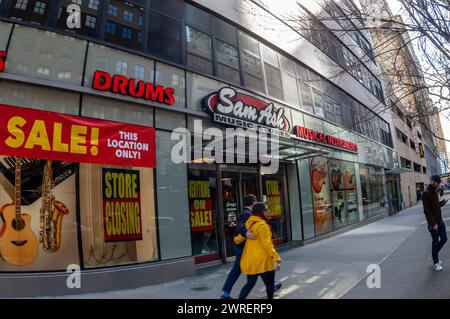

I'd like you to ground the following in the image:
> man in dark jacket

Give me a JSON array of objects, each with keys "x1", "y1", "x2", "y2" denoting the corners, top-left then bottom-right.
[{"x1": 423, "y1": 175, "x2": 448, "y2": 271}]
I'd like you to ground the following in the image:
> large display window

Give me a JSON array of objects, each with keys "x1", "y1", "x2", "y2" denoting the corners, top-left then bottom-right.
[
  {"x1": 0, "y1": 157, "x2": 79, "y2": 271},
  {"x1": 188, "y1": 165, "x2": 220, "y2": 261},
  {"x1": 79, "y1": 164, "x2": 158, "y2": 268}
]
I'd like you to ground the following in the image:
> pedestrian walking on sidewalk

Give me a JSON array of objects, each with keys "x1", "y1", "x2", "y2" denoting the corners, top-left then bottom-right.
[
  {"x1": 220, "y1": 195, "x2": 257, "y2": 299},
  {"x1": 423, "y1": 175, "x2": 448, "y2": 271},
  {"x1": 237, "y1": 203, "x2": 281, "y2": 299}
]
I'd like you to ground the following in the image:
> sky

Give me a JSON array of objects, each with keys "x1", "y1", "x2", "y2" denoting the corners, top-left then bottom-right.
[{"x1": 385, "y1": 0, "x2": 450, "y2": 160}]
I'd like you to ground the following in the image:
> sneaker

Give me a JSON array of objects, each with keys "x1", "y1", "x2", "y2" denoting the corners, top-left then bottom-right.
[
  {"x1": 433, "y1": 263, "x2": 443, "y2": 271},
  {"x1": 428, "y1": 256, "x2": 442, "y2": 265},
  {"x1": 274, "y1": 282, "x2": 282, "y2": 292},
  {"x1": 220, "y1": 295, "x2": 232, "y2": 299}
]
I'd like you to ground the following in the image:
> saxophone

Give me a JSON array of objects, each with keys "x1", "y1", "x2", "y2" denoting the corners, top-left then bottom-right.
[{"x1": 40, "y1": 160, "x2": 69, "y2": 253}]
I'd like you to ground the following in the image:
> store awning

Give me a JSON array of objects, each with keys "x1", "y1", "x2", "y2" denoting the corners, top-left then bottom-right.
[
  {"x1": 275, "y1": 136, "x2": 329, "y2": 162},
  {"x1": 190, "y1": 132, "x2": 329, "y2": 163},
  {"x1": 386, "y1": 167, "x2": 413, "y2": 174}
]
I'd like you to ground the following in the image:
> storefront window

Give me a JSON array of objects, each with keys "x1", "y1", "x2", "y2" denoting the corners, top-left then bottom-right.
[
  {"x1": 7, "y1": 25, "x2": 87, "y2": 85},
  {"x1": 0, "y1": 157, "x2": 80, "y2": 271},
  {"x1": 329, "y1": 159, "x2": 347, "y2": 230},
  {"x1": 0, "y1": 21, "x2": 12, "y2": 50},
  {"x1": 343, "y1": 161, "x2": 359, "y2": 224},
  {"x1": 188, "y1": 166, "x2": 220, "y2": 261},
  {"x1": 359, "y1": 165, "x2": 387, "y2": 219},
  {"x1": 310, "y1": 157, "x2": 332, "y2": 235},
  {"x1": 0, "y1": 81, "x2": 80, "y2": 115},
  {"x1": 81, "y1": 95, "x2": 153, "y2": 126},
  {"x1": 79, "y1": 164, "x2": 158, "y2": 268},
  {"x1": 262, "y1": 167, "x2": 288, "y2": 244}
]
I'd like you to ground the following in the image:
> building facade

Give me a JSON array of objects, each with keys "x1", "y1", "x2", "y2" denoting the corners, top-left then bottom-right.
[{"x1": 0, "y1": 0, "x2": 398, "y2": 296}]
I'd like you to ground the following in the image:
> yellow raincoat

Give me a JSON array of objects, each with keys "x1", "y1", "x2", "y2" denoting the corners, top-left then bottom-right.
[{"x1": 236, "y1": 215, "x2": 281, "y2": 275}]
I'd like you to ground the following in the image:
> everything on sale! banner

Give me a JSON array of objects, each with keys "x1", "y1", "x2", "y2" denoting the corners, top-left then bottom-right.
[{"x1": 0, "y1": 104, "x2": 156, "y2": 168}]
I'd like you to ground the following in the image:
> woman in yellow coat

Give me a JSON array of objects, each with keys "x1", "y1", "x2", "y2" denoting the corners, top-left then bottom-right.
[{"x1": 235, "y1": 202, "x2": 281, "y2": 299}]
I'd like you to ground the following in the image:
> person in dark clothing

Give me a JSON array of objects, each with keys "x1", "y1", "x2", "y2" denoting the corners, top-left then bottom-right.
[
  {"x1": 220, "y1": 195, "x2": 281, "y2": 299},
  {"x1": 423, "y1": 175, "x2": 448, "y2": 271}
]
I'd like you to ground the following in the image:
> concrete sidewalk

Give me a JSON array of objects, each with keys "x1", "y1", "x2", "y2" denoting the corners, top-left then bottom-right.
[{"x1": 40, "y1": 196, "x2": 448, "y2": 299}]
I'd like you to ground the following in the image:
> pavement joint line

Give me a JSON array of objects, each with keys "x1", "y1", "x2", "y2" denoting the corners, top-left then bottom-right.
[{"x1": 337, "y1": 208, "x2": 425, "y2": 299}]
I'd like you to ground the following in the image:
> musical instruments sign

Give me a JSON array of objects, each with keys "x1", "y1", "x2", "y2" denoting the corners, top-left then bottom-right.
[{"x1": 0, "y1": 104, "x2": 155, "y2": 168}]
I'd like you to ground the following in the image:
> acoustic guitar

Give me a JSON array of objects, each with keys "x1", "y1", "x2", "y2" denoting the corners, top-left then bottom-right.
[{"x1": 0, "y1": 157, "x2": 38, "y2": 266}]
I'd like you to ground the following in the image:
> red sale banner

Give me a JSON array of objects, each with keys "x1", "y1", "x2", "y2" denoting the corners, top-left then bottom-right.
[{"x1": 0, "y1": 104, "x2": 156, "y2": 168}]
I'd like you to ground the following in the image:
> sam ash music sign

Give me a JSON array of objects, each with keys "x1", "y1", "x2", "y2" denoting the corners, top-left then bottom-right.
[
  {"x1": 0, "y1": 104, "x2": 156, "y2": 168},
  {"x1": 103, "y1": 168, "x2": 143, "y2": 241}
]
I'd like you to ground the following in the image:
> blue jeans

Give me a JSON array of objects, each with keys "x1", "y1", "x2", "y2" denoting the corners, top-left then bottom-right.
[
  {"x1": 429, "y1": 222, "x2": 448, "y2": 264},
  {"x1": 238, "y1": 271, "x2": 275, "y2": 299},
  {"x1": 222, "y1": 247, "x2": 243, "y2": 294}
]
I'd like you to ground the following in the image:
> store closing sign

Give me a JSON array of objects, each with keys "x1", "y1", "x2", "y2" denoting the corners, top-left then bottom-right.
[
  {"x1": 0, "y1": 104, "x2": 156, "y2": 168},
  {"x1": 0, "y1": 51, "x2": 7, "y2": 72}
]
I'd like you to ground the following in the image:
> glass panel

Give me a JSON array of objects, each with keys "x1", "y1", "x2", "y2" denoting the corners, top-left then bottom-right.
[
  {"x1": 150, "y1": 0, "x2": 181, "y2": 19},
  {"x1": 0, "y1": 156, "x2": 79, "y2": 271},
  {"x1": 7, "y1": 0, "x2": 53, "y2": 25},
  {"x1": 298, "y1": 159, "x2": 314, "y2": 239},
  {"x1": 84, "y1": 43, "x2": 155, "y2": 101},
  {"x1": 148, "y1": 11, "x2": 181, "y2": 63},
  {"x1": 221, "y1": 171, "x2": 241, "y2": 257},
  {"x1": 81, "y1": 95, "x2": 153, "y2": 126},
  {"x1": 0, "y1": 21, "x2": 12, "y2": 50},
  {"x1": 80, "y1": 164, "x2": 158, "y2": 268},
  {"x1": 186, "y1": 72, "x2": 224, "y2": 112},
  {"x1": 188, "y1": 167, "x2": 220, "y2": 259},
  {"x1": 155, "y1": 62, "x2": 186, "y2": 108},
  {"x1": 157, "y1": 131, "x2": 191, "y2": 260},
  {"x1": 282, "y1": 72, "x2": 300, "y2": 107},
  {"x1": 155, "y1": 109, "x2": 185, "y2": 130},
  {"x1": 57, "y1": 0, "x2": 99, "y2": 37},
  {"x1": 312, "y1": 87, "x2": 325, "y2": 117},
  {"x1": 186, "y1": 26, "x2": 213, "y2": 75},
  {"x1": 216, "y1": 40, "x2": 239, "y2": 69},
  {"x1": 7, "y1": 25, "x2": 87, "y2": 85},
  {"x1": 184, "y1": 2, "x2": 211, "y2": 33},
  {"x1": 287, "y1": 163, "x2": 302, "y2": 241},
  {"x1": 264, "y1": 63, "x2": 283, "y2": 100},
  {"x1": 241, "y1": 51, "x2": 264, "y2": 93},
  {"x1": 329, "y1": 159, "x2": 347, "y2": 230},
  {"x1": 0, "y1": 81, "x2": 79, "y2": 115},
  {"x1": 213, "y1": 17, "x2": 237, "y2": 45},
  {"x1": 298, "y1": 81, "x2": 314, "y2": 114},
  {"x1": 238, "y1": 32, "x2": 260, "y2": 55},
  {"x1": 105, "y1": 0, "x2": 144, "y2": 50}
]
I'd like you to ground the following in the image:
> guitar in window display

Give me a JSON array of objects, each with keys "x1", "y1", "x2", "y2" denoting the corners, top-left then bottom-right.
[
  {"x1": 0, "y1": 156, "x2": 76, "y2": 206},
  {"x1": 0, "y1": 157, "x2": 39, "y2": 266}
]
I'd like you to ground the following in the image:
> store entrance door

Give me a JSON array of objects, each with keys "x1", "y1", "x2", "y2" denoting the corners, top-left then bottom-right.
[{"x1": 220, "y1": 167, "x2": 258, "y2": 258}]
